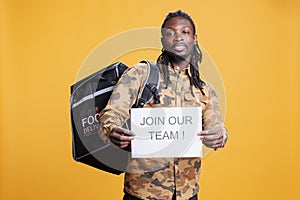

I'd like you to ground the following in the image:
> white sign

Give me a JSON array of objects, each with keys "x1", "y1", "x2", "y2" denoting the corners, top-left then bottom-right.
[{"x1": 131, "y1": 107, "x2": 202, "y2": 158}]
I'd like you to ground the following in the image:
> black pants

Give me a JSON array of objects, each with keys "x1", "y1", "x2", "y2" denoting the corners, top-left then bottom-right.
[{"x1": 123, "y1": 192, "x2": 198, "y2": 200}]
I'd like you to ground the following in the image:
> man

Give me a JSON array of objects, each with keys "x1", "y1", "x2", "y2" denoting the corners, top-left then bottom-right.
[{"x1": 99, "y1": 10, "x2": 228, "y2": 200}]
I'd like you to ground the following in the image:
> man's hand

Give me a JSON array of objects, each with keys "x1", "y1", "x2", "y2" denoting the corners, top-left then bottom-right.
[
  {"x1": 197, "y1": 127, "x2": 228, "y2": 150},
  {"x1": 109, "y1": 126, "x2": 135, "y2": 149}
]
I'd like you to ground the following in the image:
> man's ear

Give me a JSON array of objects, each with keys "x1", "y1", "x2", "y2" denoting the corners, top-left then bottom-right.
[
  {"x1": 161, "y1": 37, "x2": 165, "y2": 49},
  {"x1": 194, "y1": 34, "x2": 198, "y2": 44}
]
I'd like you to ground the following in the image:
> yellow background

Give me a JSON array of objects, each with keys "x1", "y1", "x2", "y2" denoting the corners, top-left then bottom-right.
[{"x1": 1, "y1": 0, "x2": 300, "y2": 199}]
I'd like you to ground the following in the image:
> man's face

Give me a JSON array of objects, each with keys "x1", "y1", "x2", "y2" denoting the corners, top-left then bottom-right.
[{"x1": 161, "y1": 16, "x2": 197, "y2": 61}]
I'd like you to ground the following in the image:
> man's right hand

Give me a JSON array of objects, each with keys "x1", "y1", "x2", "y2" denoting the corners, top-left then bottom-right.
[{"x1": 109, "y1": 126, "x2": 135, "y2": 149}]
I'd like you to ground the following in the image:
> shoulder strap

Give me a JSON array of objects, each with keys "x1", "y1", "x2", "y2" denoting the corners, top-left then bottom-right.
[{"x1": 136, "y1": 60, "x2": 160, "y2": 108}]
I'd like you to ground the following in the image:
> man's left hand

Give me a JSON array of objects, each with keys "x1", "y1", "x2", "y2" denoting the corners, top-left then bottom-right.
[{"x1": 197, "y1": 127, "x2": 227, "y2": 150}]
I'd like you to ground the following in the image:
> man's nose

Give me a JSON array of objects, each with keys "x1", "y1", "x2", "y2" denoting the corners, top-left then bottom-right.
[{"x1": 174, "y1": 32, "x2": 183, "y2": 42}]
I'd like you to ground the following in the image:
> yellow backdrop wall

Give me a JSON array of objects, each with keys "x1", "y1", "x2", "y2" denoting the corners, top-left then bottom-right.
[{"x1": 1, "y1": 0, "x2": 300, "y2": 199}]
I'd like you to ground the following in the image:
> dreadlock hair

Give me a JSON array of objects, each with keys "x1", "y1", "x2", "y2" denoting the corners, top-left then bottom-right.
[{"x1": 157, "y1": 10, "x2": 205, "y2": 94}]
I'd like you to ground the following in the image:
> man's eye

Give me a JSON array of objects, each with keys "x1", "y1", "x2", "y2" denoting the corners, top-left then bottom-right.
[
  {"x1": 182, "y1": 30, "x2": 190, "y2": 34},
  {"x1": 166, "y1": 31, "x2": 175, "y2": 37}
]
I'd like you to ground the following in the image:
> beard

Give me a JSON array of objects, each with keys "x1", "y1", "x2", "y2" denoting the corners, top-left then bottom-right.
[{"x1": 164, "y1": 50, "x2": 188, "y2": 64}]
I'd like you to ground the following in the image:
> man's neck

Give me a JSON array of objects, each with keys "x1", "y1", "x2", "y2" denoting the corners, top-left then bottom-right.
[{"x1": 171, "y1": 60, "x2": 190, "y2": 70}]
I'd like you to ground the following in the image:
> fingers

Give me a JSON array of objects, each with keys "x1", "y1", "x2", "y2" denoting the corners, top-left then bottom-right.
[
  {"x1": 110, "y1": 126, "x2": 135, "y2": 149},
  {"x1": 197, "y1": 128, "x2": 224, "y2": 149},
  {"x1": 200, "y1": 132, "x2": 223, "y2": 141},
  {"x1": 203, "y1": 137, "x2": 223, "y2": 148},
  {"x1": 111, "y1": 130, "x2": 135, "y2": 141},
  {"x1": 110, "y1": 137, "x2": 131, "y2": 149},
  {"x1": 112, "y1": 126, "x2": 135, "y2": 137},
  {"x1": 198, "y1": 129, "x2": 222, "y2": 141},
  {"x1": 198, "y1": 127, "x2": 222, "y2": 136}
]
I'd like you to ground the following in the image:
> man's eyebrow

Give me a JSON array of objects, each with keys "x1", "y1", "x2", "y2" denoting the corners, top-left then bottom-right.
[
  {"x1": 164, "y1": 26, "x2": 175, "y2": 30},
  {"x1": 163, "y1": 26, "x2": 193, "y2": 32},
  {"x1": 164, "y1": 25, "x2": 191, "y2": 30}
]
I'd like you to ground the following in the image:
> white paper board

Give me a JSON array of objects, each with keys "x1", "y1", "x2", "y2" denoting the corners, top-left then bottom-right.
[{"x1": 131, "y1": 107, "x2": 202, "y2": 158}]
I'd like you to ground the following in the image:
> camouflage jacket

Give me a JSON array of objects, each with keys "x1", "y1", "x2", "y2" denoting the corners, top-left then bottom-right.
[{"x1": 99, "y1": 62, "x2": 227, "y2": 200}]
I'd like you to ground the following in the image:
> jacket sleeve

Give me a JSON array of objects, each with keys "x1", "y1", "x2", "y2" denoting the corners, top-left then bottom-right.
[
  {"x1": 98, "y1": 63, "x2": 147, "y2": 142},
  {"x1": 202, "y1": 83, "x2": 228, "y2": 146}
]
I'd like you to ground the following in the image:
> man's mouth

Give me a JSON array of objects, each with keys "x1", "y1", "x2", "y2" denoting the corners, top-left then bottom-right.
[{"x1": 173, "y1": 43, "x2": 187, "y2": 52}]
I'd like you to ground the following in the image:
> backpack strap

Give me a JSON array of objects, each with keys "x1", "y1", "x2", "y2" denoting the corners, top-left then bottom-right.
[{"x1": 136, "y1": 60, "x2": 160, "y2": 108}]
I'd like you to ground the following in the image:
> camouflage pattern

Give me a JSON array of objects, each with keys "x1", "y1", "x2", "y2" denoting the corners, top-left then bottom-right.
[{"x1": 99, "y1": 63, "x2": 228, "y2": 199}]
